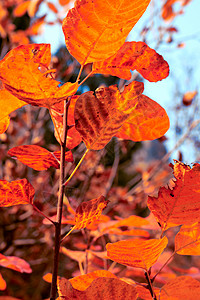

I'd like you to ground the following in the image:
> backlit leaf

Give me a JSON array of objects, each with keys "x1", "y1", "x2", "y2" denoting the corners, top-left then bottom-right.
[
  {"x1": 175, "y1": 223, "x2": 200, "y2": 255},
  {"x1": 74, "y1": 196, "x2": 109, "y2": 230},
  {"x1": 69, "y1": 270, "x2": 117, "y2": 291},
  {"x1": 0, "y1": 179, "x2": 35, "y2": 207},
  {"x1": 58, "y1": 277, "x2": 138, "y2": 300},
  {"x1": 8, "y1": 145, "x2": 73, "y2": 171},
  {"x1": 13, "y1": 1, "x2": 30, "y2": 17},
  {"x1": 148, "y1": 161, "x2": 200, "y2": 231},
  {"x1": 0, "y1": 254, "x2": 32, "y2": 273},
  {"x1": 62, "y1": 0, "x2": 151, "y2": 64},
  {"x1": 0, "y1": 83, "x2": 26, "y2": 133},
  {"x1": 93, "y1": 41, "x2": 169, "y2": 82},
  {"x1": 116, "y1": 95, "x2": 170, "y2": 142},
  {"x1": 75, "y1": 82, "x2": 169, "y2": 149},
  {"x1": 106, "y1": 237, "x2": 168, "y2": 270},
  {"x1": 160, "y1": 276, "x2": 200, "y2": 300},
  {"x1": 0, "y1": 272, "x2": 6, "y2": 291},
  {"x1": 0, "y1": 44, "x2": 78, "y2": 108}
]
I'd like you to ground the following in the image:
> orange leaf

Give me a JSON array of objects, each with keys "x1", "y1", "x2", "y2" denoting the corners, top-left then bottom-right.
[
  {"x1": 160, "y1": 276, "x2": 200, "y2": 299},
  {"x1": 0, "y1": 179, "x2": 35, "y2": 207},
  {"x1": 62, "y1": 0, "x2": 151, "y2": 64},
  {"x1": 116, "y1": 95, "x2": 170, "y2": 142},
  {"x1": 175, "y1": 223, "x2": 200, "y2": 255},
  {"x1": 74, "y1": 196, "x2": 109, "y2": 230},
  {"x1": 0, "y1": 82, "x2": 26, "y2": 133},
  {"x1": 13, "y1": 1, "x2": 31, "y2": 17},
  {"x1": 0, "y1": 254, "x2": 32, "y2": 273},
  {"x1": 69, "y1": 270, "x2": 117, "y2": 291},
  {"x1": 43, "y1": 272, "x2": 52, "y2": 283},
  {"x1": 47, "y1": 2, "x2": 58, "y2": 13},
  {"x1": 0, "y1": 272, "x2": 6, "y2": 291},
  {"x1": 8, "y1": 145, "x2": 73, "y2": 171},
  {"x1": 58, "y1": 277, "x2": 138, "y2": 300},
  {"x1": 106, "y1": 237, "x2": 168, "y2": 270},
  {"x1": 93, "y1": 41, "x2": 169, "y2": 82},
  {"x1": 148, "y1": 161, "x2": 200, "y2": 231},
  {"x1": 182, "y1": 91, "x2": 197, "y2": 106},
  {"x1": 75, "y1": 81, "x2": 169, "y2": 149},
  {"x1": 0, "y1": 44, "x2": 78, "y2": 108}
]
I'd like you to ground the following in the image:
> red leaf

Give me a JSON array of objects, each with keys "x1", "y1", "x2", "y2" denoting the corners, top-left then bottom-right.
[
  {"x1": 0, "y1": 179, "x2": 35, "y2": 207},
  {"x1": 93, "y1": 41, "x2": 169, "y2": 82},
  {"x1": 0, "y1": 254, "x2": 32, "y2": 273},
  {"x1": 8, "y1": 145, "x2": 73, "y2": 171}
]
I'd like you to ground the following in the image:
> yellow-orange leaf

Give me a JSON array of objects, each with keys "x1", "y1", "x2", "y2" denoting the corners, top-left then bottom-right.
[
  {"x1": 0, "y1": 44, "x2": 78, "y2": 108},
  {"x1": 74, "y1": 196, "x2": 109, "y2": 230},
  {"x1": 58, "y1": 277, "x2": 138, "y2": 300},
  {"x1": 0, "y1": 179, "x2": 35, "y2": 207},
  {"x1": 160, "y1": 276, "x2": 200, "y2": 300},
  {"x1": 93, "y1": 42, "x2": 169, "y2": 82},
  {"x1": 116, "y1": 95, "x2": 170, "y2": 142},
  {"x1": 75, "y1": 82, "x2": 169, "y2": 149},
  {"x1": 106, "y1": 237, "x2": 168, "y2": 270},
  {"x1": 148, "y1": 161, "x2": 200, "y2": 231},
  {"x1": 0, "y1": 254, "x2": 32, "y2": 273},
  {"x1": 62, "y1": 0, "x2": 151, "y2": 64},
  {"x1": 0, "y1": 272, "x2": 6, "y2": 291},
  {"x1": 8, "y1": 145, "x2": 73, "y2": 171},
  {"x1": 0, "y1": 83, "x2": 26, "y2": 133},
  {"x1": 69, "y1": 270, "x2": 117, "y2": 291},
  {"x1": 175, "y1": 223, "x2": 200, "y2": 255},
  {"x1": 13, "y1": 1, "x2": 30, "y2": 17}
]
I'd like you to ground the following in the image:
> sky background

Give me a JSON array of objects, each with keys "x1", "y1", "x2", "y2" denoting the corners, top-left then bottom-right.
[{"x1": 34, "y1": 0, "x2": 200, "y2": 163}]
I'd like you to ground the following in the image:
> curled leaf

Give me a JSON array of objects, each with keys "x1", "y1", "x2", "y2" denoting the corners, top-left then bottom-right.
[
  {"x1": 106, "y1": 237, "x2": 168, "y2": 270},
  {"x1": 0, "y1": 44, "x2": 78, "y2": 108},
  {"x1": 0, "y1": 179, "x2": 35, "y2": 207},
  {"x1": 8, "y1": 145, "x2": 73, "y2": 171},
  {"x1": 93, "y1": 41, "x2": 169, "y2": 82},
  {"x1": 75, "y1": 81, "x2": 169, "y2": 149}
]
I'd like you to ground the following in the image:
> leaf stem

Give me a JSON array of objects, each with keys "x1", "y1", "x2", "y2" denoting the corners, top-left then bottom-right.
[
  {"x1": 50, "y1": 99, "x2": 69, "y2": 300},
  {"x1": 64, "y1": 148, "x2": 89, "y2": 186},
  {"x1": 145, "y1": 270, "x2": 157, "y2": 300},
  {"x1": 151, "y1": 251, "x2": 176, "y2": 283},
  {"x1": 76, "y1": 65, "x2": 84, "y2": 84},
  {"x1": 78, "y1": 71, "x2": 94, "y2": 87},
  {"x1": 32, "y1": 204, "x2": 55, "y2": 225}
]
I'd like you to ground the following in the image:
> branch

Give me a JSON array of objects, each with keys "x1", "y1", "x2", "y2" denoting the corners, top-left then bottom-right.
[{"x1": 50, "y1": 99, "x2": 69, "y2": 300}]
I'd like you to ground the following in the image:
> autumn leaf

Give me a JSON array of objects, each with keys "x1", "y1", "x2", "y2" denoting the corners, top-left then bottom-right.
[
  {"x1": 0, "y1": 44, "x2": 78, "y2": 108},
  {"x1": 182, "y1": 91, "x2": 197, "y2": 106},
  {"x1": 106, "y1": 237, "x2": 168, "y2": 270},
  {"x1": 69, "y1": 270, "x2": 117, "y2": 291},
  {"x1": 148, "y1": 161, "x2": 200, "y2": 231},
  {"x1": 0, "y1": 82, "x2": 26, "y2": 133},
  {"x1": 0, "y1": 272, "x2": 6, "y2": 291},
  {"x1": 50, "y1": 96, "x2": 82, "y2": 147},
  {"x1": 0, "y1": 179, "x2": 35, "y2": 207},
  {"x1": 63, "y1": 196, "x2": 109, "y2": 238},
  {"x1": 8, "y1": 145, "x2": 73, "y2": 171},
  {"x1": 62, "y1": 0, "x2": 151, "y2": 64},
  {"x1": 160, "y1": 276, "x2": 200, "y2": 299},
  {"x1": 58, "y1": 277, "x2": 138, "y2": 300},
  {"x1": 175, "y1": 223, "x2": 200, "y2": 255},
  {"x1": 0, "y1": 254, "x2": 32, "y2": 273},
  {"x1": 13, "y1": 1, "x2": 30, "y2": 17},
  {"x1": 75, "y1": 81, "x2": 169, "y2": 150},
  {"x1": 93, "y1": 41, "x2": 169, "y2": 82}
]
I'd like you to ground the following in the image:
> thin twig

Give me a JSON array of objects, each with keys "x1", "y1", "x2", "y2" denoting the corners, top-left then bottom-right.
[
  {"x1": 32, "y1": 204, "x2": 55, "y2": 225},
  {"x1": 50, "y1": 100, "x2": 69, "y2": 300},
  {"x1": 145, "y1": 271, "x2": 157, "y2": 300},
  {"x1": 78, "y1": 71, "x2": 94, "y2": 87}
]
